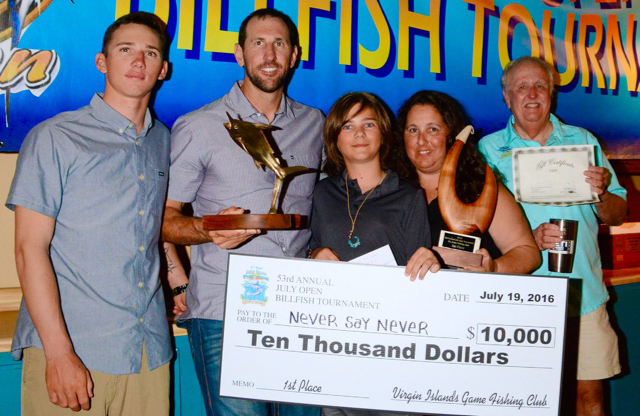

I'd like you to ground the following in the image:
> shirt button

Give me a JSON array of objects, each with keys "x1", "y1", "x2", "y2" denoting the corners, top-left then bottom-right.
[
  {"x1": 139, "y1": 210, "x2": 145, "y2": 216},
  {"x1": 139, "y1": 318, "x2": 144, "y2": 323},
  {"x1": 135, "y1": 140, "x2": 140, "y2": 146},
  {"x1": 118, "y1": 128, "x2": 124, "y2": 134},
  {"x1": 139, "y1": 175, "x2": 145, "y2": 180},
  {"x1": 139, "y1": 246, "x2": 145, "y2": 252},
  {"x1": 138, "y1": 282, "x2": 144, "y2": 288},
  {"x1": 129, "y1": 123, "x2": 135, "y2": 128},
  {"x1": 282, "y1": 247, "x2": 287, "y2": 252}
]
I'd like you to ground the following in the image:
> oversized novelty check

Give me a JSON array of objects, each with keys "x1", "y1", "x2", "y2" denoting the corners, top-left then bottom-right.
[
  {"x1": 220, "y1": 254, "x2": 568, "y2": 416},
  {"x1": 512, "y1": 144, "x2": 598, "y2": 206}
]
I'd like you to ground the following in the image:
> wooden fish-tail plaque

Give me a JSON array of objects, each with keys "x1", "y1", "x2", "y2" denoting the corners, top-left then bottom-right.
[{"x1": 437, "y1": 125, "x2": 497, "y2": 268}]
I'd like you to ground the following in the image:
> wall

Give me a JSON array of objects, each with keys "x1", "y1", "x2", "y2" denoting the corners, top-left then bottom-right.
[
  {"x1": 0, "y1": 154, "x2": 19, "y2": 288},
  {"x1": 611, "y1": 161, "x2": 640, "y2": 223}
]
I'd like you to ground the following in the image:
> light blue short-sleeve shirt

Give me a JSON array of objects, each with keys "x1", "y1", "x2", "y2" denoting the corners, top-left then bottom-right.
[
  {"x1": 168, "y1": 82, "x2": 325, "y2": 321},
  {"x1": 6, "y1": 94, "x2": 173, "y2": 374},
  {"x1": 478, "y1": 114, "x2": 627, "y2": 316}
]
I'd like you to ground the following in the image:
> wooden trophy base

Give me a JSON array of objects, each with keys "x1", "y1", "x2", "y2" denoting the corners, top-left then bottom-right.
[
  {"x1": 202, "y1": 214, "x2": 305, "y2": 230},
  {"x1": 432, "y1": 246, "x2": 483, "y2": 268}
]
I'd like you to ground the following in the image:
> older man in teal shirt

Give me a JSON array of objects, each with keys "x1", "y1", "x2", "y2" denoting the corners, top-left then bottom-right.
[{"x1": 478, "y1": 56, "x2": 627, "y2": 416}]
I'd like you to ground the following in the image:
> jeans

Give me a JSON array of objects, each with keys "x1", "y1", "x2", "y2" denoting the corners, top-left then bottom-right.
[{"x1": 178, "y1": 318, "x2": 320, "y2": 416}]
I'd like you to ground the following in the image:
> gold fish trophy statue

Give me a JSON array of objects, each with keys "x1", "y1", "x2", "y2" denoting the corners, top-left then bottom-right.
[
  {"x1": 432, "y1": 126, "x2": 498, "y2": 268},
  {"x1": 202, "y1": 113, "x2": 312, "y2": 230}
]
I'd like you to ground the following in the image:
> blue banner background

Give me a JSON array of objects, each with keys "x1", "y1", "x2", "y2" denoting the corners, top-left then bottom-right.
[{"x1": 0, "y1": 0, "x2": 638, "y2": 156}]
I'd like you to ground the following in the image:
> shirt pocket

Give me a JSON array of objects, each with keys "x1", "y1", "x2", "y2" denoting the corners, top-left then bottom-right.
[
  {"x1": 152, "y1": 168, "x2": 168, "y2": 214},
  {"x1": 283, "y1": 154, "x2": 321, "y2": 198}
]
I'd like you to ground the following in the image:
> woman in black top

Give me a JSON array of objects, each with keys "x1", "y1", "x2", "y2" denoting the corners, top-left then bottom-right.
[
  {"x1": 395, "y1": 90, "x2": 540, "y2": 274},
  {"x1": 310, "y1": 92, "x2": 440, "y2": 281}
]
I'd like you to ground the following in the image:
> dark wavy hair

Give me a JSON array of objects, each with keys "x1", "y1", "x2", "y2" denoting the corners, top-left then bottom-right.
[
  {"x1": 102, "y1": 12, "x2": 169, "y2": 57},
  {"x1": 394, "y1": 90, "x2": 494, "y2": 204},
  {"x1": 238, "y1": 9, "x2": 299, "y2": 50},
  {"x1": 323, "y1": 92, "x2": 395, "y2": 177}
]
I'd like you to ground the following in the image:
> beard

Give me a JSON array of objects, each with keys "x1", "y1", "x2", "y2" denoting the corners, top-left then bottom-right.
[{"x1": 245, "y1": 61, "x2": 289, "y2": 93}]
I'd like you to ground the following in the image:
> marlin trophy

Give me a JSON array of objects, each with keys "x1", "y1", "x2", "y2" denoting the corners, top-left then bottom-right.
[
  {"x1": 202, "y1": 113, "x2": 312, "y2": 230},
  {"x1": 223, "y1": 112, "x2": 310, "y2": 214}
]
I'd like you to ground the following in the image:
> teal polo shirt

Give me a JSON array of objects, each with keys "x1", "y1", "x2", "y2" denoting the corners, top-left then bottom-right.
[{"x1": 478, "y1": 114, "x2": 626, "y2": 316}]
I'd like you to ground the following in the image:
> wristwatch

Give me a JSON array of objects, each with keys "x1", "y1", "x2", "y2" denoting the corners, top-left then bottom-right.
[{"x1": 171, "y1": 284, "x2": 188, "y2": 297}]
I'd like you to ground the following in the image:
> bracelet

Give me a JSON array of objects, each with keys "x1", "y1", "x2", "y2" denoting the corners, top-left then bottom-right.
[{"x1": 171, "y1": 284, "x2": 188, "y2": 297}]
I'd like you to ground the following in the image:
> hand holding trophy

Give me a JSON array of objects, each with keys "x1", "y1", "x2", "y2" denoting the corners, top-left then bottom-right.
[{"x1": 203, "y1": 113, "x2": 313, "y2": 230}]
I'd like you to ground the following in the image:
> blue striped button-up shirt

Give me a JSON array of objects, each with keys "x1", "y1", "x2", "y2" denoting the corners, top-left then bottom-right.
[
  {"x1": 168, "y1": 81, "x2": 324, "y2": 321},
  {"x1": 6, "y1": 94, "x2": 173, "y2": 374}
]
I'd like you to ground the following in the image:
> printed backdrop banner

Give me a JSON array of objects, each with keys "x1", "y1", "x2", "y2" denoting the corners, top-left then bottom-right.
[{"x1": 1, "y1": 0, "x2": 639, "y2": 155}]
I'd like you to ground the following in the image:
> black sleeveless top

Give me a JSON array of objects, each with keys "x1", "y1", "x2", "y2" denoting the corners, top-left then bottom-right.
[{"x1": 428, "y1": 197, "x2": 502, "y2": 259}]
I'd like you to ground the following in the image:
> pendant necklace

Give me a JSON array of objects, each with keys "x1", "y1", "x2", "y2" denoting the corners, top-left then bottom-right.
[{"x1": 346, "y1": 172, "x2": 386, "y2": 248}]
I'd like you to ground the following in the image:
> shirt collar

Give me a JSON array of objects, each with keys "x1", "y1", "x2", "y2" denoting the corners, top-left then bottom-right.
[
  {"x1": 543, "y1": 114, "x2": 564, "y2": 146},
  {"x1": 340, "y1": 170, "x2": 400, "y2": 199},
  {"x1": 90, "y1": 93, "x2": 154, "y2": 137},
  {"x1": 505, "y1": 113, "x2": 561, "y2": 147},
  {"x1": 226, "y1": 81, "x2": 296, "y2": 120}
]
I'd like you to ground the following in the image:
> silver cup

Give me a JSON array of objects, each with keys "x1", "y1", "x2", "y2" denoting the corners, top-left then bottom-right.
[{"x1": 548, "y1": 219, "x2": 578, "y2": 273}]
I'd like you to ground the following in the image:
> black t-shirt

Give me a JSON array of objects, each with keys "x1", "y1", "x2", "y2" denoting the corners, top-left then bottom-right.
[{"x1": 310, "y1": 171, "x2": 431, "y2": 265}]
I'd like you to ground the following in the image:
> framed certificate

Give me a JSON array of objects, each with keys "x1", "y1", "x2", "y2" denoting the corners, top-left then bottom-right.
[
  {"x1": 219, "y1": 254, "x2": 569, "y2": 416},
  {"x1": 512, "y1": 145, "x2": 598, "y2": 206}
]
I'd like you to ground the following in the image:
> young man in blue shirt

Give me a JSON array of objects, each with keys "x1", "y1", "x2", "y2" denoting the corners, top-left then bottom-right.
[{"x1": 7, "y1": 12, "x2": 172, "y2": 415}]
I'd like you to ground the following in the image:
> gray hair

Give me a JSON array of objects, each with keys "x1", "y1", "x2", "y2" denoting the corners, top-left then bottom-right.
[{"x1": 501, "y1": 56, "x2": 555, "y2": 93}]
